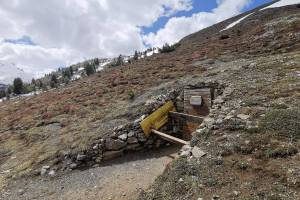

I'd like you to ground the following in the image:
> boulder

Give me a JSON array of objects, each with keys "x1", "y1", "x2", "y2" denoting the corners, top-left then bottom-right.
[
  {"x1": 105, "y1": 139, "x2": 126, "y2": 150},
  {"x1": 126, "y1": 144, "x2": 141, "y2": 151},
  {"x1": 128, "y1": 131, "x2": 135, "y2": 137},
  {"x1": 76, "y1": 154, "x2": 87, "y2": 161},
  {"x1": 180, "y1": 144, "x2": 192, "y2": 156},
  {"x1": 127, "y1": 137, "x2": 138, "y2": 144},
  {"x1": 192, "y1": 147, "x2": 206, "y2": 158},
  {"x1": 40, "y1": 165, "x2": 50, "y2": 176},
  {"x1": 118, "y1": 134, "x2": 128, "y2": 141},
  {"x1": 237, "y1": 114, "x2": 250, "y2": 120},
  {"x1": 103, "y1": 150, "x2": 124, "y2": 161}
]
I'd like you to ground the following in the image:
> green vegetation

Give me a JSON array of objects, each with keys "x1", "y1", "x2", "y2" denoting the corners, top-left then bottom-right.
[
  {"x1": 259, "y1": 108, "x2": 300, "y2": 137},
  {"x1": 128, "y1": 90, "x2": 135, "y2": 100},
  {"x1": 13, "y1": 77, "x2": 24, "y2": 94},
  {"x1": 50, "y1": 74, "x2": 58, "y2": 88},
  {"x1": 0, "y1": 90, "x2": 5, "y2": 98},
  {"x1": 134, "y1": 50, "x2": 139, "y2": 60},
  {"x1": 160, "y1": 43, "x2": 178, "y2": 53},
  {"x1": 111, "y1": 54, "x2": 124, "y2": 67},
  {"x1": 84, "y1": 63, "x2": 96, "y2": 76}
]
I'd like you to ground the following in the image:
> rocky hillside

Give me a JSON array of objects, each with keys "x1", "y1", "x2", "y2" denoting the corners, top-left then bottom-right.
[{"x1": 0, "y1": 1, "x2": 300, "y2": 200}]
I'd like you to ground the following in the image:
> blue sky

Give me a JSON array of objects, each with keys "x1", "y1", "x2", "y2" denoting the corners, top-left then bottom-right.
[{"x1": 143, "y1": 0, "x2": 272, "y2": 34}]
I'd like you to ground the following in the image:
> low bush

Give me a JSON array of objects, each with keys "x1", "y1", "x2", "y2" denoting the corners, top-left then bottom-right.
[
  {"x1": 259, "y1": 108, "x2": 300, "y2": 137},
  {"x1": 160, "y1": 43, "x2": 180, "y2": 53}
]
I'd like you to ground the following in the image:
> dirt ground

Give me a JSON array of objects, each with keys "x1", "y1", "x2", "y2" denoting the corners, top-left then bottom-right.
[{"x1": 0, "y1": 146, "x2": 179, "y2": 200}]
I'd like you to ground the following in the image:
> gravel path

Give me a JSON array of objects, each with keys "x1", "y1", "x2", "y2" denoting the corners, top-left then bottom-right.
[{"x1": 1, "y1": 146, "x2": 179, "y2": 200}]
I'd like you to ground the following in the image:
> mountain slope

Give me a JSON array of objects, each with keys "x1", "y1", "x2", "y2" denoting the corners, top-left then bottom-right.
[
  {"x1": 0, "y1": 62, "x2": 33, "y2": 84},
  {"x1": 0, "y1": 1, "x2": 300, "y2": 200}
]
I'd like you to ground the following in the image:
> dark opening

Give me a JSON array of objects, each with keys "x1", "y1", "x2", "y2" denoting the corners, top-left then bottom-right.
[{"x1": 220, "y1": 35, "x2": 230, "y2": 40}]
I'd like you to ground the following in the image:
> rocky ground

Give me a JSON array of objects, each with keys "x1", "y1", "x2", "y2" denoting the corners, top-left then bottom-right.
[
  {"x1": 0, "y1": 146, "x2": 179, "y2": 200},
  {"x1": 139, "y1": 51, "x2": 300, "y2": 199}
]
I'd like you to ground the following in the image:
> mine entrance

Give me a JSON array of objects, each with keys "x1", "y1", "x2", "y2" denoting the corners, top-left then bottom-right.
[{"x1": 140, "y1": 86, "x2": 215, "y2": 144}]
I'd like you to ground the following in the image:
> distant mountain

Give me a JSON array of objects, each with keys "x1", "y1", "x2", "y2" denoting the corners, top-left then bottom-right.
[
  {"x1": 0, "y1": 62, "x2": 33, "y2": 84},
  {"x1": 0, "y1": 83, "x2": 8, "y2": 91}
]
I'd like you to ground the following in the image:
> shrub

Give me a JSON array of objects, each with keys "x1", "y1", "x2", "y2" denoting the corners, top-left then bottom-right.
[
  {"x1": 50, "y1": 74, "x2": 58, "y2": 88},
  {"x1": 160, "y1": 43, "x2": 179, "y2": 53},
  {"x1": 84, "y1": 63, "x2": 96, "y2": 76},
  {"x1": 0, "y1": 90, "x2": 5, "y2": 98},
  {"x1": 264, "y1": 146, "x2": 298, "y2": 158},
  {"x1": 259, "y1": 108, "x2": 300, "y2": 137},
  {"x1": 128, "y1": 90, "x2": 135, "y2": 100}
]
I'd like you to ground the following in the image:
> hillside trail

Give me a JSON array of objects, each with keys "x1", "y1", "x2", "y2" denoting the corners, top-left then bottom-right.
[{"x1": 1, "y1": 145, "x2": 179, "y2": 200}]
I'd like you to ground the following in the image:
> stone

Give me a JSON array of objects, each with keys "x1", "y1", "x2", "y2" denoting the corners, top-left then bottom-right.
[
  {"x1": 126, "y1": 144, "x2": 141, "y2": 151},
  {"x1": 137, "y1": 134, "x2": 147, "y2": 142},
  {"x1": 92, "y1": 144, "x2": 99, "y2": 150},
  {"x1": 69, "y1": 163, "x2": 77, "y2": 169},
  {"x1": 76, "y1": 154, "x2": 87, "y2": 161},
  {"x1": 128, "y1": 131, "x2": 135, "y2": 137},
  {"x1": 40, "y1": 165, "x2": 50, "y2": 176},
  {"x1": 118, "y1": 134, "x2": 128, "y2": 141},
  {"x1": 105, "y1": 139, "x2": 127, "y2": 150},
  {"x1": 248, "y1": 62, "x2": 257, "y2": 68},
  {"x1": 213, "y1": 98, "x2": 224, "y2": 104},
  {"x1": 237, "y1": 114, "x2": 250, "y2": 120},
  {"x1": 103, "y1": 150, "x2": 124, "y2": 161},
  {"x1": 180, "y1": 145, "x2": 192, "y2": 156},
  {"x1": 204, "y1": 117, "x2": 215, "y2": 129},
  {"x1": 225, "y1": 115, "x2": 234, "y2": 120},
  {"x1": 127, "y1": 137, "x2": 138, "y2": 144},
  {"x1": 40, "y1": 168, "x2": 47, "y2": 176},
  {"x1": 192, "y1": 147, "x2": 206, "y2": 158},
  {"x1": 48, "y1": 170, "x2": 56, "y2": 176},
  {"x1": 18, "y1": 189, "x2": 24, "y2": 195}
]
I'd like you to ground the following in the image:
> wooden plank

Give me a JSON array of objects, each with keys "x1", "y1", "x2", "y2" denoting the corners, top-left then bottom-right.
[
  {"x1": 151, "y1": 129, "x2": 189, "y2": 145},
  {"x1": 169, "y1": 111, "x2": 203, "y2": 123}
]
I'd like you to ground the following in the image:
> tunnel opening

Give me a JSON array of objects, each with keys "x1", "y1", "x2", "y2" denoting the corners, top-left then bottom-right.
[{"x1": 146, "y1": 84, "x2": 220, "y2": 144}]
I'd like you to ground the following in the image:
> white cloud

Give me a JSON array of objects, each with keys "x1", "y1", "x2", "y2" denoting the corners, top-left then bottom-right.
[
  {"x1": 0, "y1": 0, "x2": 192, "y2": 81},
  {"x1": 143, "y1": 0, "x2": 251, "y2": 47},
  {"x1": 0, "y1": 0, "x2": 254, "y2": 83}
]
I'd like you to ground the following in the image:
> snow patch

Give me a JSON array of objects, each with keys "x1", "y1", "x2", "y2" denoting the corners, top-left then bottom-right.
[
  {"x1": 221, "y1": 13, "x2": 253, "y2": 32},
  {"x1": 261, "y1": 0, "x2": 300, "y2": 10}
]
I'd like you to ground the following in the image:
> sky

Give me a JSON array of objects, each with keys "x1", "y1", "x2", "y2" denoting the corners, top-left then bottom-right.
[{"x1": 0, "y1": 0, "x2": 274, "y2": 80}]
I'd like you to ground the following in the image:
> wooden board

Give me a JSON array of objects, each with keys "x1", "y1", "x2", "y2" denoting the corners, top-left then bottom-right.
[
  {"x1": 140, "y1": 101, "x2": 176, "y2": 137},
  {"x1": 169, "y1": 111, "x2": 203, "y2": 123},
  {"x1": 151, "y1": 129, "x2": 189, "y2": 145},
  {"x1": 184, "y1": 88, "x2": 212, "y2": 116}
]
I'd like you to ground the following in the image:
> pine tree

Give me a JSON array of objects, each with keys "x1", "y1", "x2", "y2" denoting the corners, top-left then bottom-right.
[
  {"x1": 85, "y1": 63, "x2": 96, "y2": 76},
  {"x1": 0, "y1": 90, "x2": 5, "y2": 98},
  {"x1": 13, "y1": 78, "x2": 23, "y2": 95},
  {"x1": 134, "y1": 51, "x2": 139, "y2": 60},
  {"x1": 50, "y1": 74, "x2": 58, "y2": 88},
  {"x1": 116, "y1": 55, "x2": 124, "y2": 66},
  {"x1": 69, "y1": 66, "x2": 74, "y2": 76}
]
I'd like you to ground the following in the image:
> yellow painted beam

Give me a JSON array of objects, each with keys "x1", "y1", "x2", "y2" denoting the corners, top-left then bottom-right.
[{"x1": 140, "y1": 101, "x2": 176, "y2": 137}]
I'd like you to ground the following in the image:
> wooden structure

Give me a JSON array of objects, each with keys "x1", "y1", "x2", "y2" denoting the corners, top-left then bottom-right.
[{"x1": 140, "y1": 87, "x2": 214, "y2": 144}]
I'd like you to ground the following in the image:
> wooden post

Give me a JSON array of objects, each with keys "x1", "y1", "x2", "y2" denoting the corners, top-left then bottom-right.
[{"x1": 151, "y1": 129, "x2": 189, "y2": 145}]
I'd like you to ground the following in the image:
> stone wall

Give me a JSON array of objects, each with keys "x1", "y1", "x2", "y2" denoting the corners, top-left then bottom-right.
[{"x1": 41, "y1": 81, "x2": 225, "y2": 174}]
